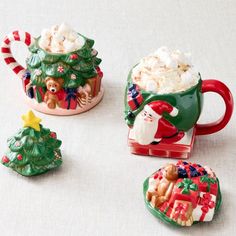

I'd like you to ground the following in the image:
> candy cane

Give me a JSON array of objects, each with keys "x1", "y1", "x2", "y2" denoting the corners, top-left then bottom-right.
[{"x1": 1, "y1": 30, "x2": 35, "y2": 78}]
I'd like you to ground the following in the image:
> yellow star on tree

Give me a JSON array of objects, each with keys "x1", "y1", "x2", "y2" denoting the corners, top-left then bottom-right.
[{"x1": 21, "y1": 110, "x2": 42, "y2": 131}]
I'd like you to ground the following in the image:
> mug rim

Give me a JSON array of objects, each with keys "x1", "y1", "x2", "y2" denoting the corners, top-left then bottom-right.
[
  {"x1": 128, "y1": 67, "x2": 202, "y2": 96},
  {"x1": 33, "y1": 33, "x2": 87, "y2": 56}
]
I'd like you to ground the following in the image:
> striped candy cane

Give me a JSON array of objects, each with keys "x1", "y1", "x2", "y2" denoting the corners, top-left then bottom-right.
[{"x1": 1, "y1": 30, "x2": 35, "y2": 78}]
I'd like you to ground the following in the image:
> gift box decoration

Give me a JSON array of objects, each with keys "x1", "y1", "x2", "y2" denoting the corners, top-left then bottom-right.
[
  {"x1": 143, "y1": 161, "x2": 222, "y2": 227},
  {"x1": 22, "y1": 71, "x2": 34, "y2": 99},
  {"x1": 170, "y1": 200, "x2": 193, "y2": 225},
  {"x1": 198, "y1": 175, "x2": 218, "y2": 196},
  {"x1": 61, "y1": 88, "x2": 77, "y2": 110},
  {"x1": 192, "y1": 192, "x2": 216, "y2": 222},
  {"x1": 33, "y1": 86, "x2": 46, "y2": 103},
  {"x1": 169, "y1": 178, "x2": 199, "y2": 208},
  {"x1": 22, "y1": 71, "x2": 31, "y2": 92},
  {"x1": 127, "y1": 84, "x2": 143, "y2": 111},
  {"x1": 176, "y1": 161, "x2": 208, "y2": 178},
  {"x1": 87, "y1": 67, "x2": 103, "y2": 98}
]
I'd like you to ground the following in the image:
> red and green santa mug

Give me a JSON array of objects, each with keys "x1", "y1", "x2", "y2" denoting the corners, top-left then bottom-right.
[
  {"x1": 1, "y1": 30, "x2": 104, "y2": 115},
  {"x1": 124, "y1": 70, "x2": 234, "y2": 146}
]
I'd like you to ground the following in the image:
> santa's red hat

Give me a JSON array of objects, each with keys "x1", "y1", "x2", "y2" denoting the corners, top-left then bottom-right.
[{"x1": 144, "y1": 100, "x2": 178, "y2": 118}]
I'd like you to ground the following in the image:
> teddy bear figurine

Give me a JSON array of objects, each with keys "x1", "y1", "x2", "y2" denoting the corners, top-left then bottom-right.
[
  {"x1": 146, "y1": 164, "x2": 179, "y2": 207},
  {"x1": 44, "y1": 77, "x2": 64, "y2": 109}
]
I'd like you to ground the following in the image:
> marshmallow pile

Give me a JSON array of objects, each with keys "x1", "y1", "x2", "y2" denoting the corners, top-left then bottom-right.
[
  {"x1": 132, "y1": 47, "x2": 200, "y2": 94},
  {"x1": 38, "y1": 23, "x2": 85, "y2": 53}
]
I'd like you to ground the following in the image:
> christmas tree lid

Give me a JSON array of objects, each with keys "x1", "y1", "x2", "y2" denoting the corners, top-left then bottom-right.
[
  {"x1": 1, "y1": 111, "x2": 62, "y2": 176},
  {"x1": 143, "y1": 161, "x2": 222, "y2": 226}
]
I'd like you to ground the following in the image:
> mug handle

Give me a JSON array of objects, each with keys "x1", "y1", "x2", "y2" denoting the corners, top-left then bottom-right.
[
  {"x1": 196, "y1": 79, "x2": 234, "y2": 135},
  {"x1": 1, "y1": 31, "x2": 34, "y2": 78}
]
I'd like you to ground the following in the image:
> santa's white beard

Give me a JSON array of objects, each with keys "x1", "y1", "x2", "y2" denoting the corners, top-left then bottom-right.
[{"x1": 133, "y1": 113, "x2": 158, "y2": 145}]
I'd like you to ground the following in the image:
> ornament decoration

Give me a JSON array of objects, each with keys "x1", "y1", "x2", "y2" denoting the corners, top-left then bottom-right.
[
  {"x1": 1, "y1": 110, "x2": 62, "y2": 176},
  {"x1": 50, "y1": 132, "x2": 57, "y2": 139},
  {"x1": 91, "y1": 49, "x2": 97, "y2": 56},
  {"x1": 34, "y1": 69, "x2": 42, "y2": 76},
  {"x1": 15, "y1": 141, "x2": 21, "y2": 147},
  {"x1": 57, "y1": 65, "x2": 64, "y2": 73},
  {"x1": 70, "y1": 54, "x2": 78, "y2": 60},
  {"x1": 2, "y1": 156, "x2": 10, "y2": 164},
  {"x1": 22, "y1": 110, "x2": 42, "y2": 131},
  {"x1": 143, "y1": 161, "x2": 222, "y2": 226},
  {"x1": 70, "y1": 74, "x2": 76, "y2": 80},
  {"x1": 17, "y1": 154, "x2": 23, "y2": 161}
]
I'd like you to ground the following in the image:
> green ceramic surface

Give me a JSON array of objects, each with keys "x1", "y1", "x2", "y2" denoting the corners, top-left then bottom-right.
[
  {"x1": 124, "y1": 67, "x2": 203, "y2": 131},
  {"x1": 26, "y1": 33, "x2": 101, "y2": 89},
  {"x1": 2, "y1": 125, "x2": 62, "y2": 176}
]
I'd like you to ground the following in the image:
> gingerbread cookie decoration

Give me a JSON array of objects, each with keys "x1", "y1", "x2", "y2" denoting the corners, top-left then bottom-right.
[
  {"x1": 1, "y1": 111, "x2": 62, "y2": 176},
  {"x1": 143, "y1": 161, "x2": 221, "y2": 226}
]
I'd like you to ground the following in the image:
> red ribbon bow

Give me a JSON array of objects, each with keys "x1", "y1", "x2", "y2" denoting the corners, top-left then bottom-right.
[
  {"x1": 173, "y1": 202, "x2": 189, "y2": 221},
  {"x1": 199, "y1": 193, "x2": 215, "y2": 221}
]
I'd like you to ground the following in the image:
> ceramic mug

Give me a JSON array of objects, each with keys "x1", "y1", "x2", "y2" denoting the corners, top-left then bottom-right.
[
  {"x1": 124, "y1": 70, "x2": 233, "y2": 145},
  {"x1": 1, "y1": 30, "x2": 104, "y2": 115}
]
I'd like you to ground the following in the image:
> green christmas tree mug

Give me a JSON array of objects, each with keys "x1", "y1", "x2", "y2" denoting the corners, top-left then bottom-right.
[{"x1": 1, "y1": 28, "x2": 104, "y2": 115}]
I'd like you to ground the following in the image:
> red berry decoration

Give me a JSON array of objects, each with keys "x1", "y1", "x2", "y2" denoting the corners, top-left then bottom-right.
[
  {"x1": 70, "y1": 54, "x2": 78, "y2": 60},
  {"x1": 2, "y1": 156, "x2": 9, "y2": 164},
  {"x1": 17, "y1": 154, "x2": 23, "y2": 161},
  {"x1": 50, "y1": 132, "x2": 57, "y2": 139}
]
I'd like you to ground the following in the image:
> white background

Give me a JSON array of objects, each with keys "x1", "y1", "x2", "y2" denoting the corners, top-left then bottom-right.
[{"x1": 0, "y1": 0, "x2": 235, "y2": 235}]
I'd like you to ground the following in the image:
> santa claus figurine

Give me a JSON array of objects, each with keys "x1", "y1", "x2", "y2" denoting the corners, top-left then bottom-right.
[{"x1": 133, "y1": 101, "x2": 184, "y2": 145}]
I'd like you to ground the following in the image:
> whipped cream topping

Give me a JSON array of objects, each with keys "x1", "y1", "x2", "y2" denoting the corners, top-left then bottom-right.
[
  {"x1": 131, "y1": 47, "x2": 200, "y2": 94},
  {"x1": 39, "y1": 23, "x2": 85, "y2": 53}
]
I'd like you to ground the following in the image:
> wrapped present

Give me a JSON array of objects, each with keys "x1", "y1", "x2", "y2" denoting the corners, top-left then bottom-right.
[
  {"x1": 192, "y1": 192, "x2": 216, "y2": 222},
  {"x1": 169, "y1": 178, "x2": 199, "y2": 208},
  {"x1": 27, "y1": 87, "x2": 34, "y2": 99},
  {"x1": 22, "y1": 71, "x2": 31, "y2": 92},
  {"x1": 96, "y1": 66, "x2": 103, "y2": 78},
  {"x1": 60, "y1": 88, "x2": 77, "y2": 110},
  {"x1": 170, "y1": 200, "x2": 192, "y2": 222},
  {"x1": 176, "y1": 161, "x2": 208, "y2": 178},
  {"x1": 22, "y1": 71, "x2": 34, "y2": 99},
  {"x1": 198, "y1": 176, "x2": 218, "y2": 195},
  {"x1": 127, "y1": 84, "x2": 143, "y2": 111},
  {"x1": 33, "y1": 86, "x2": 46, "y2": 103},
  {"x1": 159, "y1": 202, "x2": 172, "y2": 217},
  {"x1": 77, "y1": 84, "x2": 92, "y2": 107},
  {"x1": 87, "y1": 75, "x2": 102, "y2": 98},
  {"x1": 87, "y1": 67, "x2": 103, "y2": 98}
]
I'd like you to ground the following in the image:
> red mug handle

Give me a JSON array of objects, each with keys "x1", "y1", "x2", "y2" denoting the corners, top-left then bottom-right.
[{"x1": 196, "y1": 79, "x2": 234, "y2": 135}]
